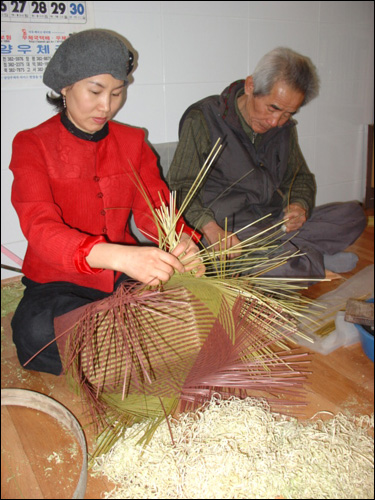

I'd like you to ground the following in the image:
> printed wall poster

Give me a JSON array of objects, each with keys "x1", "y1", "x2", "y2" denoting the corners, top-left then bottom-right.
[{"x1": 1, "y1": 1, "x2": 94, "y2": 87}]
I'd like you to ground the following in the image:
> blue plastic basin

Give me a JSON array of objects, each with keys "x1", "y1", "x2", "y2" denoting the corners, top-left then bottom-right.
[{"x1": 354, "y1": 298, "x2": 374, "y2": 362}]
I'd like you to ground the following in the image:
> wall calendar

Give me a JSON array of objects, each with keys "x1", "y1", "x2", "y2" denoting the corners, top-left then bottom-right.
[{"x1": 1, "y1": 1, "x2": 94, "y2": 87}]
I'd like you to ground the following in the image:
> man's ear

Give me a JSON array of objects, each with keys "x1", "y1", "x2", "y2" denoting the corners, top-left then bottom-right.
[{"x1": 244, "y1": 76, "x2": 254, "y2": 96}]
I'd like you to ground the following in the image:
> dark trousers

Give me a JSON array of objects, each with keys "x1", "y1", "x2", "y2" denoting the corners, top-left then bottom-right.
[
  {"x1": 11, "y1": 274, "x2": 130, "y2": 375},
  {"x1": 228, "y1": 201, "x2": 367, "y2": 278}
]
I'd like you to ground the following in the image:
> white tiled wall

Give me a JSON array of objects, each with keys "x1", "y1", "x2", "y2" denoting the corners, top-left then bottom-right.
[{"x1": 1, "y1": 1, "x2": 374, "y2": 279}]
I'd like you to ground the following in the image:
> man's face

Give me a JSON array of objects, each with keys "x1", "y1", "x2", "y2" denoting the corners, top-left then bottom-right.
[{"x1": 241, "y1": 76, "x2": 305, "y2": 134}]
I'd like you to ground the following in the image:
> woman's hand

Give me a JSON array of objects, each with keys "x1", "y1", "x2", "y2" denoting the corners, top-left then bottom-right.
[
  {"x1": 86, "y1": 235, "x2": 205, "y2": 286},
  {"x1": 172, "y1": 232, "x2": 205, "y2": 277},
  {"x1": 86, "y1": 243, "x2": 186, "y2": 286}
]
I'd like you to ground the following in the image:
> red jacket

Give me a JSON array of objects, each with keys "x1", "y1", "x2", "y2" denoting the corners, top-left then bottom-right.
[{"x1": 10, "y1": 114, "x2": 196, "y2": 292}]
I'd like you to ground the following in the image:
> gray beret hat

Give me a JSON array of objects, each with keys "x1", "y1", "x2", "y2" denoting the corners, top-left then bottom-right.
[{"x1": 43, "y1": 29, "x2": 133, "y2": 93}]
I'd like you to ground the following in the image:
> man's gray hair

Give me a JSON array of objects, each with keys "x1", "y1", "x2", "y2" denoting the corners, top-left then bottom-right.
[{"x1": 252, "y1": 47, "x2": 320, "y2": 106}]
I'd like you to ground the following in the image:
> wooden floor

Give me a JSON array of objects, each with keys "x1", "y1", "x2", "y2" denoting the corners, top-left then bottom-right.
[{"x1": 1, "y1": 210, "x2": 374, "y2": 499}]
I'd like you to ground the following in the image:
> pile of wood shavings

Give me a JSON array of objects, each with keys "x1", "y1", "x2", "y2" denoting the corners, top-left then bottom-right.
[{"x1": 92, "y1": 396, "x2": 374, "y2": 499}]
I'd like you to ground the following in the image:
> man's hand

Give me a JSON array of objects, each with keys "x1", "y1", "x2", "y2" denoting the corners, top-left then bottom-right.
[
  {"x1": 202, "y1": 221, "x2": 242, "y2": 260},
  {"x1": 283, "y1": 203, "x2": 307, "y2": 233}
]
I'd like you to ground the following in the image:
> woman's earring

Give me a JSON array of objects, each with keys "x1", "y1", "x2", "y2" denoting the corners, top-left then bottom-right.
[{"x1": 62, "y1": 95, "x2": 66, "y2": 109}]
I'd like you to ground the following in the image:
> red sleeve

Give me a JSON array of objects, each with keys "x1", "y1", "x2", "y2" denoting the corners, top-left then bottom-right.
[
  {"x1": 74, "y1": 235, "x2": 106, "y2": 274},
  {"x1": 10, "y1": 130, "x2": 104, "y2": 275}
]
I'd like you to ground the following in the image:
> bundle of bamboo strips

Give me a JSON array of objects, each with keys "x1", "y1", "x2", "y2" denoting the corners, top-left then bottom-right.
[{"x1": 52, "y1": 139, "x2": 316, "y2": 458}]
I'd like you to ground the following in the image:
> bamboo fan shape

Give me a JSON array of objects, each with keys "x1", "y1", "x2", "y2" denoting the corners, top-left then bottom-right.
[
  {"x1": 55, "y1": 274, "x2": 310, "y2": 458},
  {"x1": 53, "y1": 139, "x2": 314, "y2": 458}
]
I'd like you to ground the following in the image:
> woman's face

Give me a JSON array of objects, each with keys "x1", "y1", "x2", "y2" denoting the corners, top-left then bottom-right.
[{"x1": 61, "y1": 74, "x2": 126, "y2": 133}]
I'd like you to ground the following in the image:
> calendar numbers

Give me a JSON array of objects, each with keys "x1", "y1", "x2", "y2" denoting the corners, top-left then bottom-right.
[{"x1": 1, "y1": 1, "x2": 87, "y2": 22}]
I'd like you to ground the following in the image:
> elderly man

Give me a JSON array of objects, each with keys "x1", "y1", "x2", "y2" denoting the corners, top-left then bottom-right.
[{"x1": 167, "y1": 47, "x2": 366, "y2": 278}]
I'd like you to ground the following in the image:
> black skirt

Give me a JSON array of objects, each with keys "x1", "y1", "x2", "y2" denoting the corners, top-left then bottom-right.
[{"x1": 11, "y1": 274, "x2": 130, "y2": 375}]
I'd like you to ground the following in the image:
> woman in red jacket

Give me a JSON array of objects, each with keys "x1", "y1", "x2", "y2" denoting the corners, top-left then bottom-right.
[{"x1": 9, "y1": 29, "x2": 203, "y2": 375}]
